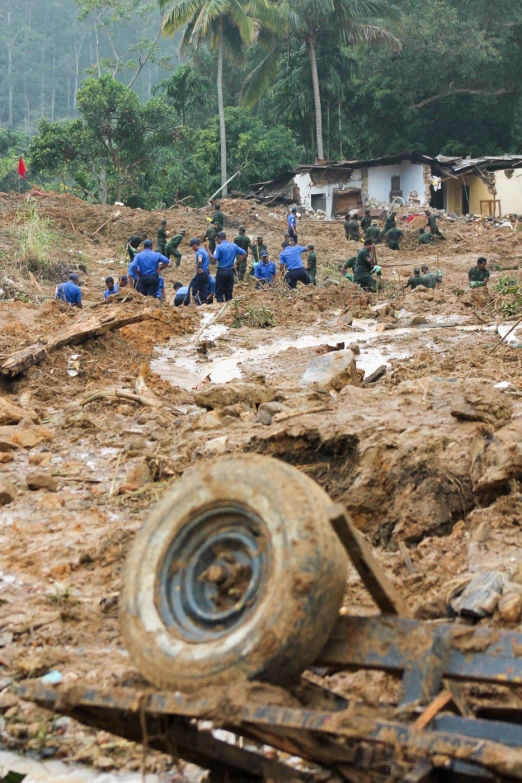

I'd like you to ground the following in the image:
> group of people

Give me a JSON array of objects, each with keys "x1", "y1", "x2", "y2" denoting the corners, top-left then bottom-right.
[
  {"x1": 119, "y1": 204, "x2": 319, "y2": 307},
  {"x1": 54, "y1": 201, "x2": 490, "y2": 309},
  {"x1": 344, "y1": 209, "x2": 445, "y2": 252}
]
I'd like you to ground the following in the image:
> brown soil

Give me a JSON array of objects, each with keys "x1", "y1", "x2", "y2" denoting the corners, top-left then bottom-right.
[{"x1": 0, "y1": 191, "x2": 522, "y2": 776}]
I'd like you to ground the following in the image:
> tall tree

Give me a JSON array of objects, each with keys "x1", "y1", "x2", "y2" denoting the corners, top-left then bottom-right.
[
  {"x1": 153, "y1": 63, "x2": 208, "y2": 124},
  {"x1": 159, "y1": 0, "x2": 276, "y2": 194},
  {"x1": 243, "y1": 0, "x2": 400, "y2": 161}
]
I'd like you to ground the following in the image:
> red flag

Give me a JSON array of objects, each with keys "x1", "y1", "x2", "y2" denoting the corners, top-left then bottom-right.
[{"x1": 18, "y1": 156, "x2": 27, "y2": 179}]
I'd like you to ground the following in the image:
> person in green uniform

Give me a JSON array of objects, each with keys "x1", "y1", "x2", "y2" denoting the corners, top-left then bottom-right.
[
  {"x1": 344, "y1": 213, "x2": 351, "y2": 240},
  {"x1": 469, "y1": 257, "x2": 490, "y2": 287},
  {"x1": 348, "y1": 216, "x2": 361, "y2": 241},
  {"x1": 250, "y1": 235, "x2": 267, "y2": 275},
  {"x1": 234, "y1": 226, "x2": 252, "y2": 281},
  {"x1": 384, "y1": 226, "x2": 404, "y2": 250},
  {"x1": 156, "y1": 220, "x2": 168, "y2": 254},
  {"x1": 282, "y1": 232, "x2": 291, "y2": 248},
  {"x1": 341, "y1": 256, "x2": 357, "y2": 281},
  {"x1": 382, "y1": 211, "x2": 397, "y2": 235},
  {"x1": 360, "y1": 210, "x2": 372, "y2": 233},
  {"x1": 306, "y1": 244, "x2": 317, "y2": 285},
  {"x1": 125, "y1": 233, "x2": 147, "y2": 262},
  {"x1": 425, "y1": 211, "x2": 445, "y2": 240},
  {"x1": 165, "y1": 228, "x2": 186, "y2": 268},
  {"x1": 212, "y1": 203, "x2": 225, "y2": 230},
  {"x1": 365, "y1": 220, "x2": 382, "y2": 244},
  {"x1": 204, "y1": 221, "x2": 219, "y2": 254},
  {"x1": 404, "y1": 268, "x2": 424, "y2": 290},
  {"x1": 418, "y1": 228, "x2": 434, "y2": 245},
  {"x1": 354, "y1": 240, "x2": 381, "y2": 292},
  {"x1": 420, "y1": 264, "x2": 442, "y2": 289}
]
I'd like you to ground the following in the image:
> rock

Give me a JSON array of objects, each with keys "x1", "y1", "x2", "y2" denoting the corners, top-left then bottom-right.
[
  {"x1": 409, "y1": 316, "x2": 428, "y2": 326},
  {"x1": 362, "y1": 365, "x2": 387, "y2": 387},
  {"x1": 451, "y1": 382, "x2": 512, "y2": 426},
  {"x1": 10, "y1": 427, "x2": 54, "y2": 449},
  {"x1": 124, "y1": 461, "x2": 151, "y2": 489},
  {"x1": 471, "y1": 417, "x2": 522, "y2": 493},
  {"x1": 257, "y1": 409, "x2": 273, "y2": 426},
  {"x1": 0, "y1": 439, "x2": 19, "y2": 453},
  {"x1": 503, "y1": 582, "x2": 522, "y2": 597},
  {"x1": 0, "y1": 396, "x2": 38, "y2": 425},
  {"x1": 300, "y1": 350, "x2": 359, "y2": 391},
  {"x1": 258, "y1": 401, "x2": 287, "y2": 416},
  {"x1": 498, "y1": 593, "x2": 522, "y2": 622},
  {"x1": 117, "y1": 404, "x2": 134, "y2": 416},
  {"x1": 195, "y1": 382, "x2": 276, "y2": 410},
  {"x1": 417, "y1": 291, "x2": 434, "y2": 302},
  {"x1": 346, "y1": 343, "x2": 361, "y2": 355},
  {"x1": 124, "y1": 435, "x2": 147, "y2": 455},
  {"x1": 457, "y1": 571, "x2": 505, "y2": 618},
  {"x1": 202, "y1": 436, "x2": 228, "y2": 456},
  {"x1": 25, "y1": 472, "x2": 59, "y2": 492},
  {"x1": 199, "y1": 411, "x2": 223, "y2": 430},
  {"x1": 0, "y1": 481, "x2": 16, "y2": 505}
]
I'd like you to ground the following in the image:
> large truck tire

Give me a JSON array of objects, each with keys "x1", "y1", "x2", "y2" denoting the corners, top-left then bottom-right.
[{"x1": 120, "y1": 455, "x2": 348, "y2": 692}]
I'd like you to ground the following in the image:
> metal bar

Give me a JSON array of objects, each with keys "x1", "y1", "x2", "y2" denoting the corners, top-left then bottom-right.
[
  {"x1": 400, "y1": 628, "x2": 449, "y2": 705},
  {"x1": 317, "y1": 616, "x2": 522, "y2": 686},
  {"x1": 19, "y1": 684, "x2": 320, "y2": 782},
  {"x1": 328, "y1": 504, "x2": 410, "y2": 617},
  {"x1": 18, "y1": 682, "x2": 522, "y2": 779}
]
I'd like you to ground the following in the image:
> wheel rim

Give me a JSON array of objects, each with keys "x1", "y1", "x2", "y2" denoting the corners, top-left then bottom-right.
[{"x1": 156, "y1": 504, "x2": 270, "y2": 642}]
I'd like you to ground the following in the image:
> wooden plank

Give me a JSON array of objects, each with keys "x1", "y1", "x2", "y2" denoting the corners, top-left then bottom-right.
[
  {"x1": 0, "y1": 306, "x2": 154, "y2": 377},
  {"x1": 328, "y1": 504, "x2": 410, "y2": 617},
  {"x1": 413, "y1": 690, "x2": 453, "y2": 730}
]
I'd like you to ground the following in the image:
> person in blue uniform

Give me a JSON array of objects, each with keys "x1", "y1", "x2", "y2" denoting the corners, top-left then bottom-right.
[
  {"x1": 188, "y1": 238, "x2": 210, "y2": 305},
  {"x1": 104, "y1": 276, "x2": 119, "y2": 298},
  {"x1": 254, "y1": 251, "x2": 277, "y2": 287},
  {"x1": 287, "y1": 207, "x2": 298, "y2": 243},
  {"x1": 206, "y1": 274, "x2": 216, "y2": 304},
  {"x1": 279, "y1": 241, "x2": 311, "y2": 289},
  {"x1": 211, "y1": 231, "x2": 247, "y2": 302},
  {"x1": 173, "y1": 281, "x2": 189, "y2": 306},
  {"x1": 128, "y1": 239, "x2": 170, "y2": 297},
  {"x1": 156, "y1": 275, "x2": 165, "y2": 300},
  {"x1": 56, "y1": 273, "x2": 83, "y2": 309}
]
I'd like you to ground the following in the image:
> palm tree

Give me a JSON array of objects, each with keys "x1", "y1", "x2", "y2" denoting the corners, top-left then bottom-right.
[
  {"x1": 153, "y1": 64, "x2": 208, "y2": 125},
  {"x1": 159, "y1": 0, "x2": 276, "y2": 195},
  {"x1": 243, "y1": 0, "x2": 401, "y2": 162}
]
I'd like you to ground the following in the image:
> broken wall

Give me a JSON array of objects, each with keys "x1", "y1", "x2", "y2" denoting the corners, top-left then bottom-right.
[
  {"x1": 494, "y1": 170, "x2": 522, "y2": 215},
  {"x1": 294, "y1": 171, "x2": 361, "y2": 216},
  {"x1": 446, "y1": 175, "x2": 493, "y2": 215},
  {"x1": 365, "y1": 161, "x2": 429, "y2": 206}
]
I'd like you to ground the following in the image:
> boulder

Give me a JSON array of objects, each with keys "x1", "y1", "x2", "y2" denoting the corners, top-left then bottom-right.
[
  {"x1": 10, "y1": 427, "x2": 54, "y2": 449},
  {"x1": 0, "y1": 396, "x2": 38, "y2": 426},
  {"x1": 300, "y1": 349, "x2": 359, "y2": 391},
  {"x1": 0, "y1": 480, "x2": 16, "y2": 505},
  {"x1": 471, "y1": 418, "x2": 522, "y2": 493},
  {"x1": 195, "y1": 382, "x2": 275, "y2": 410},
  {"x1": 25, "y1": 472, "x2": 59, "y2": 492}
]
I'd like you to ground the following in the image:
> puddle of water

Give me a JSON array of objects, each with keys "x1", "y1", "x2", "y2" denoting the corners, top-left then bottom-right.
[{"x1": 152, "y1": 315, "x2": 496, "y2": 390}]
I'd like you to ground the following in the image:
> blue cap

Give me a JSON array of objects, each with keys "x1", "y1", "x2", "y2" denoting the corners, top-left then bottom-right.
[
  {"x1": 69, "y1": 273, "x2": 79, "y2": 281},
  {"x1": 189, "y1": 238, "x2": 200, "y2": 246},
  {"x1": 144, "y1": 239, "x2": 153, "y2": 248}
]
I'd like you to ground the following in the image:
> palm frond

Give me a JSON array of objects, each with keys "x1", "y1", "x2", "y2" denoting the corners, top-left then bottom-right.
[
  {"x1": 241, "y1": 44, "x2": 281, "y2": 105},
  {"x1": 342, "y1": 22, "x2": 401, "y2": 49}
]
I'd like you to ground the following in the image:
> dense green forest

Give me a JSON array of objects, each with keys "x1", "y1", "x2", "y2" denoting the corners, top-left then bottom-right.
[{"x1": 2, "y1": 0, "x2": 522, "y2": 206}]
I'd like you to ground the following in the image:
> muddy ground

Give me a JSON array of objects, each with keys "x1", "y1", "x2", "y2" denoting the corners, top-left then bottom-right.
[{"x1": 0, "y1": 191, "x2": 522, "y2": 778}]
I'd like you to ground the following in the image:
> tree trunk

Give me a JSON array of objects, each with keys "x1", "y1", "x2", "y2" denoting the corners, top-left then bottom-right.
[
  {"x1": 308, "y1": 36, "x2": 324, "y2": 162},
  {"x1": 217, "y1": 18, "x2": 228, "y2": 196}
]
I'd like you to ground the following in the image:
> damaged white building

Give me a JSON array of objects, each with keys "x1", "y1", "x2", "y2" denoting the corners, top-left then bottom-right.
[{"x1": 250, "y1": 151, "x2": 522, "y2": 218}]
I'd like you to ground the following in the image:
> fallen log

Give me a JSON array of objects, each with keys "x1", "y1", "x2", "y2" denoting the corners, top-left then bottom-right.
[{"x1": 0, "y1": 305, "x2": 154, "y2": 377}]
